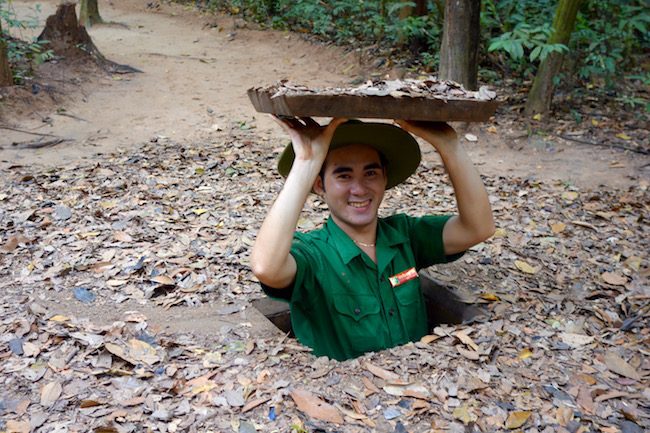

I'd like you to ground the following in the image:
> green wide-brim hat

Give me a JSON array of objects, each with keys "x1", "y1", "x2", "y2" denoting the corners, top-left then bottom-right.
[{"x1": 277, "y1": 120, "x2": 421, "y2": 189}]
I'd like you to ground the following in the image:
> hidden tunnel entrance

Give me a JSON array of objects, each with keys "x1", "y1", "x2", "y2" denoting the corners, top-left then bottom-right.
[{"x1": 251, "y1": 273, "x2": 487, "y2": 336}]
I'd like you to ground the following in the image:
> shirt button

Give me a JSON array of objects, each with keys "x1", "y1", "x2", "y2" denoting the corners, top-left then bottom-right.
[
  {"x1": 389, "y1": 308, "x2": 395, "y2": 316},
  {"x1": 354, "y1": 308, "x2": 361, "y2": 315}
]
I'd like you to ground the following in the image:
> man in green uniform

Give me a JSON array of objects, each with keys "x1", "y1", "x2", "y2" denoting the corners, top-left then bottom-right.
[{"x1": 251, "y1": 117, "x2": 495, "y2": 361}]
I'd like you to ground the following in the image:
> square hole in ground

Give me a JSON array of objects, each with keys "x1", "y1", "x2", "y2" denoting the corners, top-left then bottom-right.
[{"x1": 251, "y1": 273, "x2": 487, "y2": 337}]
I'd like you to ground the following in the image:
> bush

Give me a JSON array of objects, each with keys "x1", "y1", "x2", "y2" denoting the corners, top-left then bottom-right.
[
  {"x1": 198, "y1": 0, "x2": 444, "y2": 66},
  {"x1": 1, "y1": 0, "x2": 54, "y2": 84},
  {"x1": 483, "y1": 0, "x2": 650, "y2": 88}
]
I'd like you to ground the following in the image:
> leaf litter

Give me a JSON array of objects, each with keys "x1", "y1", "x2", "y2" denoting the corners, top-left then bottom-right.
[{"x1": 0, "y1": 119, "x2": 648, "y2": 432}]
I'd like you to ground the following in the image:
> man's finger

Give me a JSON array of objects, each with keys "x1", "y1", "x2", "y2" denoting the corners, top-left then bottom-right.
[
  {"x1": 272, "y1": 114, "x2": 306, "y2": 130},
  {"x1": 326, "y1": 117, "x2": 348, "y2": 131},
  {"x1": 270, "y1": 114, "x2": 292, "y2": 131},
  {"x1": 300, "y1": 117, "x2": 320, "y2": 127}
]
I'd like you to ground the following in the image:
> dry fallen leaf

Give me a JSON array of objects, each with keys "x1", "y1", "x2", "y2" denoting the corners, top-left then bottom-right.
[
  {"x1": 114, "y1": 231, "x2": 133, "y2": 242},
  {"x1": 515, "y1": 260, "x2": 538, "y2": 274},
  {"x1": 105, "y1": 342, "x2": 136, "y2": 365},
  {"x1": 505, "y1": 411, "x2": 531, "y2": 429},
  {"x1": 453, "y1": 330, "x2": 479, "y2": 351},
  {"x1": 559, "y1": 332, "x2": 595, "y2": 348},
  {"x1": 480, "y1": 292, "x2": 499, "y2": 301},
  {"x1": 419, "y1": 334, "x2": 441, "y2": 344},
  {"x1": 452, "y1": 405, "x2": 476, "y2": 425},
  {"x1": 383, "y1": 383, "x2": 430, "y2": 399},
  {"x1": 127, "y1": 339, "x2": 160, "y2": 365},
  {"x1": 290, "y1": 388, "x2": 343, "y2": 424},
  {"x1": 5, "y1": 420, "x2": 30, "y2": 433},
  {"x1": 594, "y1": 390, "x2": 629, "y2": 403},
  {"x1": 457, "y1": 346, "x2": 480, "y2": 361},
  {"x1": 364, "y1": 362, "x2": 399, "y2": 382},
  {"x1": 518, "y1": 348, "x2": 533, "y2": 360},
  {"x1": 151, "y1": 275, "x2": 175, "y2": 286},
  {"x1": 577, "y1": 386, "x2": 594, "y2": 414},
  {"x1": 2, "y1": 235, "x2": 30, "y2": 252},
  {"x1": 601, "y1": 272, "x2": 628, "y2": 286},
  {"x1": 40, "y1": 381, "x2": 62, "y2": 407},
  {"x1": 562, "y1": 191, "x2": 579, "y2": 201},
  {"x1": 550, "y1": 222, "x2": 566, "y2": 233},
  {"x1": 556, "y1": 406, "x2": 573, "y2": 426},
  {"x1": 604, "y1": 351, "x2": 641, "y2": 380},
  {"x1": 242, "y1": 396, "x2": 270, "y2": 413}
]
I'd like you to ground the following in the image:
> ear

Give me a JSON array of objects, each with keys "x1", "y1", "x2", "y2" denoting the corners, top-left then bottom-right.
[{"x1": 313, "y1": 175, "x2": 325, "y2": 195}]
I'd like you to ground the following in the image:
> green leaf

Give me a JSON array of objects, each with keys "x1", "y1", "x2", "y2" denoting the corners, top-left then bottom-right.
[
  {"x1": 513, "y1": 41, "x2": 524, "y2": 59},
  {"x1": 529, "y1": 45, "x2": 541, "y2": 62}
]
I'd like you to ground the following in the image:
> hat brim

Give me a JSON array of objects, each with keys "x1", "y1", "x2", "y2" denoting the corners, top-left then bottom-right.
[{"x1": 277, "y1": 121, "x2": 421, "y2": 190}]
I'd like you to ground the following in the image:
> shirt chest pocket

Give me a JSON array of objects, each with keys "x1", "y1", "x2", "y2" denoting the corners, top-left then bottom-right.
[
  {"x1": 391, "y1": 278, "x2": 426, "y2": 339},
  {"x1": 332, "y1": 294, "x2": 383, "y2": 354},
  {"x1": 392, "y1": 278, "x2": 421, "y2": 306}
]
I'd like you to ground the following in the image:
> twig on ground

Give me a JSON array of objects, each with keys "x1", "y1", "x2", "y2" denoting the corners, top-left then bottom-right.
[
  {"x1": 556, "y1": 133, "x2": 649, "y2": 155},
  {"x1": 55, "y1": 112, "x2": 89, "y2": 122},
  {"x1": 0, "y1": 125, "x2": 59, "y2": 138},
  {"x1": 11, "y1": 138, "x2": 68, "y2": 149}
]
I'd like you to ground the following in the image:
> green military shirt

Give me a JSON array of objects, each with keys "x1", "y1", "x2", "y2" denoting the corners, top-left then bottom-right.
[{"x1": 262, "y1": 213, "x2": 459, "y2": 361}]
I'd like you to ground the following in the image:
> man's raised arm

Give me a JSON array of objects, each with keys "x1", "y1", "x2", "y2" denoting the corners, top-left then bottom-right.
[
  {"x1": 395, "y1": 121, "x2": 495, "y2": 255},
  {"x1": 250, "y1": 117, "x2": 347, "y2": 289}
]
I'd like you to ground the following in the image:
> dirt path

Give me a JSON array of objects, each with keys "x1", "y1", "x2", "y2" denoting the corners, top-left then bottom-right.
[
  {"x1": 1, "y1": 0, "x2": 648, "y2": 189},
  {"x1": 0, "y1": 0, "x2": 359, "y2": 165}
]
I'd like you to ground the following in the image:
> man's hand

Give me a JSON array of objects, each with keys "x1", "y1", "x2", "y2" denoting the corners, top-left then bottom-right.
[
  {"x1": 395, "y1": 119, "x2": 495, "y2": 255},
  {"x1": 394, "y1": 120, "x2": 458, "y2": 151},
  {"x1": 272, "y1": 116, "x2": 348, "y2": 164}
]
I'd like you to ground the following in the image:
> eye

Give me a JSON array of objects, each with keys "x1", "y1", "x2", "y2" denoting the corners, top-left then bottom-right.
[{"x1": 365, "y1": 170, "x2": 378, "y2": 177}]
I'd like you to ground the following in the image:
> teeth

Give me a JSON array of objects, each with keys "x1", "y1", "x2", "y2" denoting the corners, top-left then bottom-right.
[{"x1": 349, "y1": 200, "x2": 370, "y2": 208}]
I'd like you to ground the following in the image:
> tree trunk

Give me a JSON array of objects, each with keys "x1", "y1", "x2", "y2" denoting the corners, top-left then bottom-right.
[
  {"x1": 438, "y1": 0, "x2": 481, "y2": 90},
  {"x1": 0, "y1": 20, "x2": 13, "y2": 86},
  {"x1": 525, "y1": 0, "x2": 583, "y2": 117},
  {"x1": 79, "y1": 0, "x2": 103, "y2": 27},
  {"x1": 39, "y1": 2, "x2": 140, "y2": 73}
]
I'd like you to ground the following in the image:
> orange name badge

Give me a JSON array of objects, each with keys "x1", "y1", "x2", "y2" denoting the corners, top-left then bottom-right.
[{"x1": 388, "y1": 267, "x2": 418, "y2": 287}]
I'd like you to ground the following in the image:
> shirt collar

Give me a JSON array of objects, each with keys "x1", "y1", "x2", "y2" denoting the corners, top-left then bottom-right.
[{"x1": 325, "y1": 217, "x2": 409, "y2": 265}]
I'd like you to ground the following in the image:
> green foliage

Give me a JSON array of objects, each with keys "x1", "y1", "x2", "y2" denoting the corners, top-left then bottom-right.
[
  {"x1": 6, "y1": 38, "x2": 54, "y2": 83},
  {"x1": 488, "y1": 22, "x2": 568, "y2": 63},
  {"x1": 1, "y1": 0, "x2": 53, "y2": 84},
  {"x1": 198, "y1": 0, "x2": 443, "y2": 64},
  {"x1": 573, "y1": 2, "x2": 650, "y2": 84},
  {"x1": 483, "y1": 0, "x2": 649, "y2": 87}
]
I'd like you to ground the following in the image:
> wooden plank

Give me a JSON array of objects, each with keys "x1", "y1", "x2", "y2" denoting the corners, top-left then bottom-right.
[{"x1": 247, "y1": 85, "x2": 499, "y2": 122}]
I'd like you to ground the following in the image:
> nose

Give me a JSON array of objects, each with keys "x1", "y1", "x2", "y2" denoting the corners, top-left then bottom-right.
[{"x1": 349, "y1": 179, "x2": 368, "y2": 195}]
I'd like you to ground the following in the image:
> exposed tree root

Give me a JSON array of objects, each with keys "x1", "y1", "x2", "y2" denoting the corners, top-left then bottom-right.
[
  {"x1": 0, "y1": 125, "x2": 59, "y2": 137},
  {"x1": 9, "y1": 138, "x2": 68, "y2": 149},
  {"x1": 556, "y1": 134, "x2": 649, "y2": 155},
  {"x1": 38, "y1": 2, "x2": 142, "y2": 75}
]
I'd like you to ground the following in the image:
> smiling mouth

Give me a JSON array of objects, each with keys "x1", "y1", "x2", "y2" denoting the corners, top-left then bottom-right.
[{"x1": 349, "y1": 200, "x2": 371, "y2": 208}]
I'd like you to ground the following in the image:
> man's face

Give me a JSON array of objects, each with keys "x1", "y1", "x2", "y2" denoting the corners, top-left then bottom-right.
[{"x1": 313, "y1": 144, "x2": 388, "y2": 233}]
